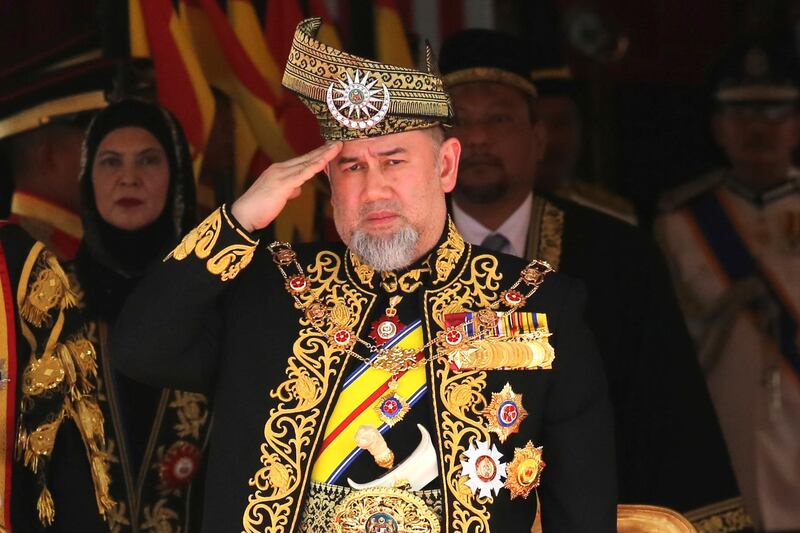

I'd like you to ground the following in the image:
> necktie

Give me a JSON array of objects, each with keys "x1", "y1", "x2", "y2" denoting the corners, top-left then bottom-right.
[{"x1": 481, "y1": 233, "x2": 509, "y2": 253}]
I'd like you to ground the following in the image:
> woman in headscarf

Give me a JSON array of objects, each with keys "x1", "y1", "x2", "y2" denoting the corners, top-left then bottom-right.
[{"x1": 74, "y1": 99, "x2": 210, "y2": 532}]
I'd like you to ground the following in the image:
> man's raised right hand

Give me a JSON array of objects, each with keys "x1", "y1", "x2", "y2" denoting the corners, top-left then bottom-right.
[{"x1": 230, "y1": 141, "x2": 343, "y2": 233}]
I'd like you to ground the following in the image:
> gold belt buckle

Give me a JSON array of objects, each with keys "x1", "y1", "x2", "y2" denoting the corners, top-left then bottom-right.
[{"x1": 332, "y1": 486, "x2": 440, "y2": 533}]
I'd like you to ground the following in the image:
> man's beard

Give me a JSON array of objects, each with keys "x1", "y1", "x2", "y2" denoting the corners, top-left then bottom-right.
[
  {"x1": 350, "y1": 215, "x2": 419, "y2": 272},
  {"x1": 350, "y1": 224, "x2": 420, "y2": 272}
]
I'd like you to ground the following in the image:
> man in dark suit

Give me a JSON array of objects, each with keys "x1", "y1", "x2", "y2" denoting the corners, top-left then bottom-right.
[
  {"x1": 111, "y1": 18, "x2": 615, "y2": 533},
  {"x1": 441, "y1": 27, "x2": 751, "y2": 531}
]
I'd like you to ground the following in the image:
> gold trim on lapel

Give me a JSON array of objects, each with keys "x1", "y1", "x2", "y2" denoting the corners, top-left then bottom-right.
[
  {"x1": 243, "y1": 250, "x2": 377, "y2": 533},
  {"x1": 526, "y1": 197, "x2": 564, "y2": 270},
  {"x1": 423, "y1": 238, "x2": 507, "y2": 532}
]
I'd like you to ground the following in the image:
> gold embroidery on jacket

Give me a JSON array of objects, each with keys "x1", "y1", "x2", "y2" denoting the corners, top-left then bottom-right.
[
  {"x1": 434, "y1": 219, "x2": 466, "y2": 283},
  {"x1": 15, "y1": 242, "x2": 114, "y2": 522},
  {"x1": 349, "y1": 252, "x2": 375, "y2": 287},
  {"x1": 140, "y1": 499, "x2": 180, "y2": 533},
  {"x1": 538, "y1": 202, "x2": 564, "y2": 271},
  {"x1": 425, "y1": 247, "x2": 500, "y2": 532},
  {"x1": 167, "y1": 206, "x2": 258, "y2": 281},
  {"x1": 243, "y1": 251, "x2": 374, "y2": 533},
  {"x1": 22, "y1": 350, "x2": 66, "y2": 395},
  {"x1": 429, "y1": 253, "x2": 503, "y2": 329},
  {"x1": 19, "y1": 250, "x2": 78, "y2": 327},
  {"x1": 170, "y1": 391, "x2": 209, "y2": 440}
]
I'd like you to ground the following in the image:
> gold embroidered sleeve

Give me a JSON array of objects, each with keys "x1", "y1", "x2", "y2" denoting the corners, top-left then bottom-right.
[{"x1": 166, "y1": 204, "x2": 259, "y2": 281}]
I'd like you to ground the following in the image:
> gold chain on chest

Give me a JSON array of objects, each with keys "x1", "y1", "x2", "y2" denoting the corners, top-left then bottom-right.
[{"x1": 267, "y1": 242, "x2": 553, "y2": 377}]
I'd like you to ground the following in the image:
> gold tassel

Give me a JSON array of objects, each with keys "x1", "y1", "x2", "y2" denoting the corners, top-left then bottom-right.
[
  {"x1": 72, "y1": 397, "x2": 106, "y2": 451},
  {"x1": 44, "y1": 253, "x2": 78, "y2": 309},
  {"x1": 64, "y1": 336, "x2": 98, "y2": 394},
  {"x1": 56, "y1": 344, "x2": 79, "y2": 397},
  {"x1": 24, "y1": 416, "x2": 62, "y2": 470},
  {"x1": 19, "y1": 297, "x2": 50, "y2": 328},
  {"x1": 90, "y1": 454, "x2": 116, "y2": 516},
  {"x1": 37, "y1": 486, "x2": 55, "y2": 526}
]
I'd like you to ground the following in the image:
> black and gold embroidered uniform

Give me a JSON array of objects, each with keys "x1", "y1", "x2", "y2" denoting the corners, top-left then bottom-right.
[
  {"x1": 71, "y1": 100, "x2": 211, "y2": 532},
  {"x1": 111, "y1": 19, "x2": 615, "y2": 533},
  {"x1": 111, "y1": 207, "x2": 615, "y2": 532},
  {"x1": 0, "y1": 222, "x2": 112, "y2": 531}
]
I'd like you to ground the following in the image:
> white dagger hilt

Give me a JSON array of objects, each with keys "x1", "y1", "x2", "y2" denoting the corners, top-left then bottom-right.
[{"x1": 355, "y1": 425, "x2": 394, "y2": 469}]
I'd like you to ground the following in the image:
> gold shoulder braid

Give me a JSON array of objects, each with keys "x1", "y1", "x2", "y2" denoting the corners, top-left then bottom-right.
[
  {"x1": 15, "y1": 243, "x2": 114, "y2": 525},
  {"x1": 265, "y1": 241, "x2": 553, "y2": 531}
]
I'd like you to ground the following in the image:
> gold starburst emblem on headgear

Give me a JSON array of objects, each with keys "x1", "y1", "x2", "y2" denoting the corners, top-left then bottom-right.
[
  {"x1": 281, "y1": 18, "x2": 454, "y2": 141},
  {"x1": 326, "y1": 70, "x2": 391, "y2": 130}
]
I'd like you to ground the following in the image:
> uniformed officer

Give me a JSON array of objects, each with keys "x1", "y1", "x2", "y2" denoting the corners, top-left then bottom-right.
[
  {"x1": 657, "y1": 38, "x2": 800, "y2": 532},
  {"x1": 0, "y1": 59, "x2": 115, "y2": 262}
]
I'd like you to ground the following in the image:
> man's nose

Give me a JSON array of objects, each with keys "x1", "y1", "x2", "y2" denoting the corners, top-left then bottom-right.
[{"x1": 361, "y1": 165, "x2": 393, "y2": 202}]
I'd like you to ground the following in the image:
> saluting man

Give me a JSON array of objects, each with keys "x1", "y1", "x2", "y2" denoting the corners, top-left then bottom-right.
[
  {"x1": 111, "y1": 19, "x2": 615, "y2": 532},
  {"x1": 657, "y1": 39, "x2": 800, "y2": 532}
]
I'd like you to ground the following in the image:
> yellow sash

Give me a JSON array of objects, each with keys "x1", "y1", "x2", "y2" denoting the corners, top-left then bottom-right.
[{"x1": 311, "y1": 320, "x2": 427, "y2": 484}]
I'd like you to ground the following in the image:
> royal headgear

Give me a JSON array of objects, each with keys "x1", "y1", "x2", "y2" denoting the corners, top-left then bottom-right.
[{"x1": 282, "y1": 18, "x2": 454, "y2": 141}]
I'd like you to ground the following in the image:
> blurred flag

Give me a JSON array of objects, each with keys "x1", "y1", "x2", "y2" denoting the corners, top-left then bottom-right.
[
  {"x1": 128, "y1": 0, "x2": 216, "y2": 208},
  {"x1": 308, "y1": 0, "x2": 343, "y2": 49},
  {"x1": 375, "y1": 0, "x2": 414, "y2": 67}
]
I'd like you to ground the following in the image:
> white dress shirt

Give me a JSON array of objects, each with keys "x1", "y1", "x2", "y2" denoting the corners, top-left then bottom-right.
[{"x1": 451, "y1": 193, "x2": 533, "y2": 258}]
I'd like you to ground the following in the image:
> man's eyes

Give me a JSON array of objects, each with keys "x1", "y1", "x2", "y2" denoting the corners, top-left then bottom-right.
[{"x1": 343, "y1": 163, "x2": 365, "y2": 172}]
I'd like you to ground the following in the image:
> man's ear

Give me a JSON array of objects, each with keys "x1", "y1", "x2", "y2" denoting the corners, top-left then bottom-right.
[{"x1": 439, "y1": 137, "x2": 461, "y2": 193}]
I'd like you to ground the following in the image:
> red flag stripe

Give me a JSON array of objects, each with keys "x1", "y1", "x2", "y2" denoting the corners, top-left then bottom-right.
[
  {"x1": 140, "y1": 1, "x2": 206, "y2": 153},
  {"x1": 187, "y1": 0, "x2": 281, "y2": 109}
]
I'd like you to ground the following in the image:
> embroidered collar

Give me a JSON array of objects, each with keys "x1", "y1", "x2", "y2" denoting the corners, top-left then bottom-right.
[{"x1": 347, "y1": 217, "x2": 467, "y2": 294}]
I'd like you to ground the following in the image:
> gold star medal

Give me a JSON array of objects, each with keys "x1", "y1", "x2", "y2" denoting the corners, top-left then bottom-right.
[
  {"x1": 482, "y1": 383, "x2": 528, "y2": 443},
  {"x1": 505, "y1": 441, "x2": 545, "y2": 500},
  {"x1": 376, "y1": 381, "x2": 410, "y2": 427}
]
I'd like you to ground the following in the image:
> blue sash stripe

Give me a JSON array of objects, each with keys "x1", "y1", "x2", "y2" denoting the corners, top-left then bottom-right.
[{"x1": 688, "y1": 192, "x2": 800, "y2": 374}]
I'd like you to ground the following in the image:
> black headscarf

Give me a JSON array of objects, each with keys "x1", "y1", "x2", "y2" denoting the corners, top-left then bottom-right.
[{"x1": 75, "y1": 99, "x2": 197, "y2": 320}]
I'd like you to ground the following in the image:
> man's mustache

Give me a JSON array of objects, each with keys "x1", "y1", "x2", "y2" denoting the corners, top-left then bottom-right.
[{"x1": 358, "y1": 200, "x2": 403, "y2": 219}]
